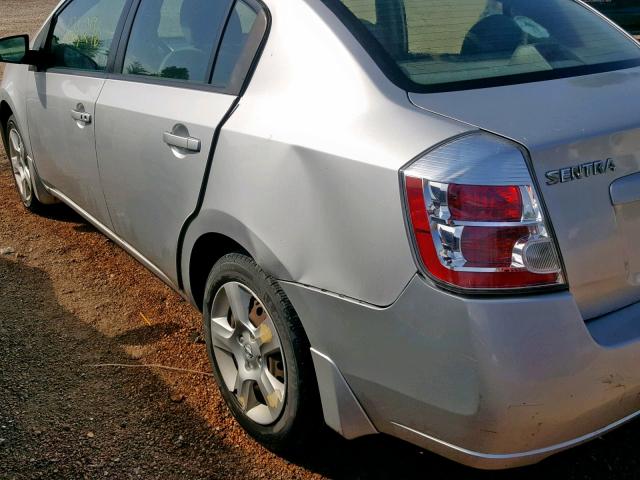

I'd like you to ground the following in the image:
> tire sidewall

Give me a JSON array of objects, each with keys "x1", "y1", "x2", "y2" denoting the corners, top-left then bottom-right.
[{"x1": 203, "y1": 254, "x2": 304, "y2": 443}]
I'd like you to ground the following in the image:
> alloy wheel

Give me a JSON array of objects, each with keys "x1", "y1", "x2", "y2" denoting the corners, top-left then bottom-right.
[
  {"x1": 8, "y1": 126, "x2": 32, "y2": 205},
  {"x1": 210, "y1": 281, "x2": 287, "y2": 425}
]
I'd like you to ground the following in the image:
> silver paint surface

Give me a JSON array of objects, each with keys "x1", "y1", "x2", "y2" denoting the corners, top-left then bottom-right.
[{"x1": 2, "y1": 0, "x2": 640, "y2": 470}]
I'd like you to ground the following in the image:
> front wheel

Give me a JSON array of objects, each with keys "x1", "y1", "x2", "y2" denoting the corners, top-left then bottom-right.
[
  {"x1": 5, "y1": 115, "x2": 47, "y2": 213},
  {"x1": 203, "y1": 253, "x2": 320, "y2": 452}
]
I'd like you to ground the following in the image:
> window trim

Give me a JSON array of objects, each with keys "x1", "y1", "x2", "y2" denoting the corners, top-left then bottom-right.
[
  {"x1": 320, "y1": 0, "x2": 640, "y2": 93},
  {"x1": 40, "y1": 0, "x2": 135, "y2": 77},
  {"x1": 203, "y1": 0, "x2": 238, "y2": 86},
  {"x1": 214, "y1": 0, "x2": 271, "y2": 96}
]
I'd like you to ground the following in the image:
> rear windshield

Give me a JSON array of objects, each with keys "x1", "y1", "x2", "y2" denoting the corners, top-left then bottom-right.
[{"x1": 323, "y1": 0, "x2": 640, "y2": 92}]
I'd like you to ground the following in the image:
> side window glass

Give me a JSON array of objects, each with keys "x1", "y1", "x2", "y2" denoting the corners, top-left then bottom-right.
[
  {"x1": 49, "y1": 0, "x2": 128, "y2": 71},
  {"x1": 211, "y1": 0, "x2": 265, "y2": 91},
  {"x1": 123, "y1": 0, "x2": 229, "y2": 84}
]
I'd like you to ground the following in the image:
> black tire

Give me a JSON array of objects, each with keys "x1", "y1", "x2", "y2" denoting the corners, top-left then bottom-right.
[
  {"x1": 203, "y1": 253, "x2": 321, "y2": 452},
  {"x1": 5, "y1": 115, "x2": 47, "y2": 213}
]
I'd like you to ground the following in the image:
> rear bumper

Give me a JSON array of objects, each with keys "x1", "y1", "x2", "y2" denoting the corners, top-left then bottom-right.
[
  {"x1": 282, "y1": 275, "x2": 640, "y2": 469},
  {"x1": 388, "y1": 409, "x2": 640, "y2": 469}
]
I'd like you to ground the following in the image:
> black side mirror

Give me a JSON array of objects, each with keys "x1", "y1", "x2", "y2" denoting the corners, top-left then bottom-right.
[{"x1": 0, "y1": 35, "x2": 40, "y2": 65}]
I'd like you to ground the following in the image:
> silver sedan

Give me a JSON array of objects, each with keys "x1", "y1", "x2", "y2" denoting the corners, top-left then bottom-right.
[{"x1": 2, "y1": 0, "x2": 640, "y2": 470}]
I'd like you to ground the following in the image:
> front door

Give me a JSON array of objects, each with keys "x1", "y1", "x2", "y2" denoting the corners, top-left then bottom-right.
[
  {"x1": 26, "y1": 0, "x2": 130, "y2": 226},
  {"x1": 95, "y1": 0, "x2": 259, "y2": 283}
]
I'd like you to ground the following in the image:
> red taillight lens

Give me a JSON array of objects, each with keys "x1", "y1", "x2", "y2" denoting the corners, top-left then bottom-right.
[
  {"x1": 406, "y1": 176, "x2": 429, "y2": 232},
  {"x1": 460, "y1": 226, "x2": 529, "y2": 267},
  {"x1": 448, "y1": 184, "x2": 522, "y2": 222}
]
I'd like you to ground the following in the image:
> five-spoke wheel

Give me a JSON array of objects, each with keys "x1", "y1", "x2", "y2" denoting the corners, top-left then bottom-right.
[
  {"x1": 210, "y1": 281, "x2": 287, "y2": 425},
  {"x1": 7, "y1": 122, "x2": 33, "y2": 206},
  {"x1": 203, "y1": 253, "x2": 320, "y2": 452},
  {"x1": 4, "y1": 115, "x2": 51, "y2": 212}
]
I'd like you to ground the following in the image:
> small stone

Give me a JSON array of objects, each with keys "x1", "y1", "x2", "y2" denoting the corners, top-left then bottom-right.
[
  {"x1": 191, "y1": 331, "x2": 205, "y2": 344},
  {"x1": 170, "y1": 393, "x2": 185, "y2": 403},
  {"x1": 86, "y1": 432, "x2": 95, "y2": 439},
  {"x1": 0, "y1": 438, "x2": 6, "y2": 445},
  {"x1": 173, "y1": 434, "x2": 185, "y2": 447},
  {"x1": 0, "y1": 247, "x2": 15, "y2": 255}
]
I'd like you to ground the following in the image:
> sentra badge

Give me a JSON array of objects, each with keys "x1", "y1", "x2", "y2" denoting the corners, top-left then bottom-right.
[{"x1": 545, "y1": 158, "x2": 616, "y2": 186}]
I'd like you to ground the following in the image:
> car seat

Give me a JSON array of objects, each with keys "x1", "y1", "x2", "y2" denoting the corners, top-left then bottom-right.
[{"x1": 461, "y1": 14, "x2": 524, "y2": 58}]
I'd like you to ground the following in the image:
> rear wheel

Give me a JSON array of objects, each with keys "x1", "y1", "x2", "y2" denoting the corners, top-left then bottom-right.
[
  {"x1": 203, "y1": 253, "x2": 320, "y2": 452},
  {"x1": 5, "y1": 116, "x2": 46, "y2": 212}
]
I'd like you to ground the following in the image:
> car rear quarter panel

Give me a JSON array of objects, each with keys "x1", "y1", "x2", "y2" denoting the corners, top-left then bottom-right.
[{"x1": 181, "y1": 0, "x2": 472, "y2": 307}]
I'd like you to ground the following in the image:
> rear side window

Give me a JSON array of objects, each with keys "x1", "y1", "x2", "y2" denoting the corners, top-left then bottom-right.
[
  {"x1": 49, "y1": 0, "x2": 128, "y2": 71},
  {"x1": 324, "y1": 0, "x2": 640, "y2": 92},
  {"x1": 123, "y1": 0, "x2": 231, "y2": 83},
  {"x1": 211, "y1": 0, "x2": 263, "y2": 89}
]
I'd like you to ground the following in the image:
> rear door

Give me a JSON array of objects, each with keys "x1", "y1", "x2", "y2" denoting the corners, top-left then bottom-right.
[
  {"x1": 95, "y1": 0, "x2": 267, "y2": 283},
  {"x1": 26, "y1": 0, "x2": 131, "y2": 226}
]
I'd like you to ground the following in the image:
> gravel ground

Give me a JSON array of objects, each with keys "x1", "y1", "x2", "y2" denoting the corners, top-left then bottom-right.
[{"x1": 2, "y1": 1, "x2": 640, "y2": 479}]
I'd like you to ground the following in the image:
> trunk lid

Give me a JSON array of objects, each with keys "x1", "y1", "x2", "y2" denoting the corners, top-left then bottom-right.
[{"x1": 409, "y1": 67, "x2": 640, "y2": 319}]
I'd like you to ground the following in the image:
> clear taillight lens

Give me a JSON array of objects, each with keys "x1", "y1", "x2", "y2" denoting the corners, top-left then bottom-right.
[{"x1": 402, "y1": 133, "x2": 564, "y2": 291}]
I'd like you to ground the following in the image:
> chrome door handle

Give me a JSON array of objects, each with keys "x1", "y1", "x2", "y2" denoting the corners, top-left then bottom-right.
[
  {"x1": 163, "y1": 131, "x2": 201, "y2": 152},
  {"x1": 71, "y1": 109, "x2": 92, "y2": 124}
]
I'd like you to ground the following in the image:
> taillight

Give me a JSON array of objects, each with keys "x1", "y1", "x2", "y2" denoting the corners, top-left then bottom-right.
[
  {"x1": 402, "y1": 133, "x2": 564, "y2": 291},
  {"x1": 448, "y1": 184, "x2": 522, "y2": 222}
]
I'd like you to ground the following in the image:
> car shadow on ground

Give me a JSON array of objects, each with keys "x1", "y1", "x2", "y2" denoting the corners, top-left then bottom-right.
[
  {"x1": 288, "y1": 420, "x2": 640, "y2": 479},
  {"x1": 30, "y1": 202, "x2": 87, "y2": 225},
  {"x1": 112, "y1": 322, "x2": 182, "y2": 346},
  {"x1": 0, "y1": 257, "x2": 255, "y2": 479},
  {"x1": 2, "y1": 255, "x2": 640, "y2": 479}
]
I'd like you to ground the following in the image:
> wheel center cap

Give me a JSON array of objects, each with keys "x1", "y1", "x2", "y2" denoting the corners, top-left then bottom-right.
[{"x1": 243, "y1": 343, "x2": 255, "y2": 360}]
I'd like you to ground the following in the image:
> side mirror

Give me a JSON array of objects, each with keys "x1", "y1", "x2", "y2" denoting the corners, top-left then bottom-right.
[{"x1": 0, "y1": 35, "x2": 39, "y2": 65}]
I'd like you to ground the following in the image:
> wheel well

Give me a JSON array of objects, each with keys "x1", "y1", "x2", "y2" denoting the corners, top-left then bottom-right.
[
  {"x1": 0, "y1": 101, "x2": 13, "y2": 154},
  {"x1": 189, "y1": 233, "x2": 250, "y2": 311}
]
